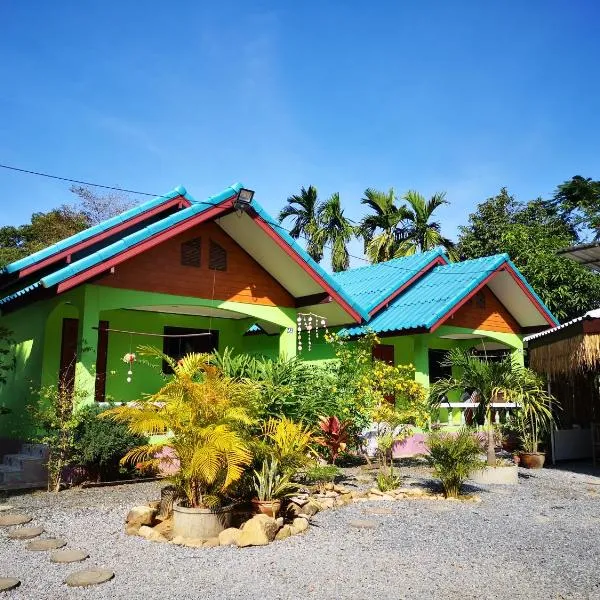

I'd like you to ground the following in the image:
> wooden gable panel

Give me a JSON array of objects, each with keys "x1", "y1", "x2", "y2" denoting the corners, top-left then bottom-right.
[
  {"x1": 96, "y1": 221, "x2": 294, "y2": 307},
  {"x1": 447, "y1": 286, "x2": 521, "y2": 334}
]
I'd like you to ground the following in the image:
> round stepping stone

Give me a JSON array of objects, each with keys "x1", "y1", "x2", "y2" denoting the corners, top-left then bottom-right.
[
  {"x1": 7, "y1": 526, "x2": 44, "y2": 539},
  {"x1": 0, "y1": 577, "x2": 20, "y2": 591},
  {"x1": 50, "y1": 549, "x2": 89, "y2": 564},
  {"x1": 64, "y1": 569, "x2": 114, "y2": 587},
  {"x1": 27, "y1": 537, "x2": 67, "y2": 551},
  {"x1": 365, "y1": 507, "x2": 395, "y2": 515},
  {"x1": 0, "y1": 504, "x2": 14, "y2": 512},
  {"x1": 0, "y1": 513, "x2": 31, "y2": 526},
  {"x1": 349, "y1": 519, "x2": 377, "y2": 529}
]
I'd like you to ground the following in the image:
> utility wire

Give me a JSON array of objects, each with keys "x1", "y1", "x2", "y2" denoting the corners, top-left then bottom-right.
[{"x1": 0, "y1": 161, "x2": 498, "y2": 276}]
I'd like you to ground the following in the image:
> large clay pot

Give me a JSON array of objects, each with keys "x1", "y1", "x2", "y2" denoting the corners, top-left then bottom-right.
[
  {"x1": 172, "y1": 502, "x2": 235, "y2": 539},
  {"x1": 519, "y1": 452, "x2": 546, "y2": 469},
  {"x1": 251, "y1": 498, "x2": 281, "y2": 518}
]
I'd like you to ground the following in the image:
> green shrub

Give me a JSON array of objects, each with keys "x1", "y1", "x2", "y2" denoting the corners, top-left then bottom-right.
[
  {"x1": 73, "y1": 404, "x2": 148, "y2": 482},
  {"x1": 305, "y1": 464, "x2": 340, "y2": 492},
  {"x1": 376, "y1": 469, "x2": 401, "y2": 492},
  {"x1": 426, "y1": 428, "x2": 485, "y2": 498}
]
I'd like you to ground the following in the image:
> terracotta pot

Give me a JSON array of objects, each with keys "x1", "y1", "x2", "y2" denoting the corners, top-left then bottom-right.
[
  {"x1": 519, "y1": 452, "x2": 546, "y2": 469},
  {"x1": 251, "y1": 498, "x2": 281, "y2": 518}
]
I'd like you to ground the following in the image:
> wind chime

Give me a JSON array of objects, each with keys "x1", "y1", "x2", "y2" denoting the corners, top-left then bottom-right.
[
  {"x1": 123, "y1": 333, "x2": 136, "y2": 383},
  {"x1": 296, "y1": 312, "x2": 328, "y2": 353}
]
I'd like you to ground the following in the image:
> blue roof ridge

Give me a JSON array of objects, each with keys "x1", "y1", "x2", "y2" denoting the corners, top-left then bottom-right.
[{"x1": 333, "y1": 247, "x2": 446, "y2": 276}]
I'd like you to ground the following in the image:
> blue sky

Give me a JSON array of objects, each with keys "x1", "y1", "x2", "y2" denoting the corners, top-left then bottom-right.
[{"x1": 1, "y1": 1, "x2": 599, "y2": 265}]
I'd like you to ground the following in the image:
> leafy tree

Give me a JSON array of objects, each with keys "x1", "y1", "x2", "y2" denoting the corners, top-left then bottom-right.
[
  {"x1": 70, "y1": 185, "x2": 134, "y2": 226},
  {"x1": 315, "y1": 193, "x2": 355, "y2": 272},
  {"x1": 278, "y1": 185, "x2": 323, "y2": 262},
  {"x1": 359, "y1": 188, "x2": 408, "y2": 262},
  {"x1": 552, "y1": 175, "x2": 600, "y2": 239},
  {"x1": 457, "y1": 188, "x2": 600, "y2": 321},
  {"x1": 395, "y1": 191, "x2": 457, "y2": 259}
]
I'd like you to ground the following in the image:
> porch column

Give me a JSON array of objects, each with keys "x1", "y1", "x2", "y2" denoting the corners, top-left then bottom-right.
[
  {"x1": 511, "y1": 346, "x2": 525, "y2": 367},
  {"x1": 75, "y1": 287, "x2": 101, "y2": 406},
  {"x1": 414, "y1": 336, "x2": 429, "y2": 388},
  {"x1": 278, "y1": 309, "x2": 297, "y2": 360}
]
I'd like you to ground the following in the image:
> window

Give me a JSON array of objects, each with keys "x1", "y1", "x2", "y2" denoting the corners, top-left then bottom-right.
[
  {"x1": 162, "y1": 326, "x2": 219, "y2": 373},
  {"x1": 209, "y1": 240, "x2": 227, "y2": 271},
  {"x1": 428, "y1": 349, "x2": 452, "y2": 383},
  {"x1": 181, "y1": 237, "x2": 201, "y2": 267}
]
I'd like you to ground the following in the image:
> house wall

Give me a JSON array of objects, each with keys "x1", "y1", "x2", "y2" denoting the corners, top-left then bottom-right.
[{"x1": 95, "y1": 221, "x2": 294, "y2": 308}]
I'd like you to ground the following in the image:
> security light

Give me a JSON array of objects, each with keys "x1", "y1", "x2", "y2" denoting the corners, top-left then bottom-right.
[{"x1": 234, "y1": 188, "x2": 255, "y2": 211}]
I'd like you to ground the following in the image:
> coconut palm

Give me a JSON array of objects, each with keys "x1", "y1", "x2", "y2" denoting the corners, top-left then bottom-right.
[
  {"x1": 101, "y1": 348, "x2": 258, "y2": 508},
  {"x1": 394, "y1": 191, "x2": 457, "y2": 260},
  {"x1": 429, "y1": 348, "x2": 555, "y2": 466},
  {"x1": 278, "y1": 185, "x2": 323, "y2": 262},
  {"x1": 359, "y1": 188, "x2": 410, "y2": 263},
  {"x1": 315, "y1": 193, "x2": 355, "y2": 272}
]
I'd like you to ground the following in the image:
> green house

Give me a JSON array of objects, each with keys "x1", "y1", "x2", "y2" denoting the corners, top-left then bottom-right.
[{"x1": 0, "y1": 182, "x2": 557, "y2": 445}]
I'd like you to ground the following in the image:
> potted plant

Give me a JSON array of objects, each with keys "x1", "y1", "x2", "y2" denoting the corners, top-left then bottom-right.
[
  {"x1": 252, "y1": 458, "x2": 298, "y2": 518},
  {"x1": 102, "y1": 350, "x2": 258, "y2": 539}
]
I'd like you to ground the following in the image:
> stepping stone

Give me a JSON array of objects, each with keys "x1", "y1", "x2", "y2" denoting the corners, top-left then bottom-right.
[
  {"x1": 0, "y1": 504, "x2": 14, "y2": 512},
  {"x1": 64, "y1": 569, "x2": 114, "y2": 587},
  {"x1": 51, "y1": 549, "x2": 89, "y2": 564},
  {"x1": 7, "y1": 526, "x2": 44, "y2": 539},
  {"x1": 349, "y1": 519, "x2": 377, "y2": 529},
  {"x1": 0, "y1": 578, "x2": 20, "y2": 591},
  {"x1": 27, "y1": 537, "x2": 67, "y2": 551},
  {"x1": 0, "y1": 513, "x2": 31, "y2": 526},
  {"x1": 365, "y1": 507, "x2": 395, "y2": 515}
]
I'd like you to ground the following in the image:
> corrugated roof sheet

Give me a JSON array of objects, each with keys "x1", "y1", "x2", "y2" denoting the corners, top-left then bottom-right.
[
  {"x1": 330, "y1": 248, "x2": 446, "y2": 314},
  {"x1": 340, "y1": 254, "x2": 509, "y2": 336},
  {"x1": 523, "y1": 308, "x2": 600, "y2": 342}
]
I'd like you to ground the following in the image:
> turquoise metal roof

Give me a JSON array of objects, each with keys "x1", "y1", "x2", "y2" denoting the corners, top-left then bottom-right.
[
  {"x1": 340, "y1": 254, "x2": 542, "y2": 336},
  {"x1": 0, "y1": 185, "x2": 194, "y2": 276},
  {"x1": 330, "y1": 248, "x2": 446, "y2": 314}
]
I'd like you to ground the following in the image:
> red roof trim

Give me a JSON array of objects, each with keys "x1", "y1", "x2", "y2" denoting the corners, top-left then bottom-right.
[
  {"x1": 249, "y1": 213, "x2": 363, "y2": 323},
  {"x1": 55, "y1": 196, "x2": 235, "y2": 294},
  {"x1": 369, "y1": 255, "x2": 448, "y2": 317},
  {"x1": 19, "y1": 196, "x2": 190, "y2": 279}
]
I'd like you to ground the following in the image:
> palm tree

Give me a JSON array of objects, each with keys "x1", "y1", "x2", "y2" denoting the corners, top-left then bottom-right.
[
  {"x1": 278, "y1": 185, "x2": 323, "y2": 262},
  {"x1": 359, "y1": 188, "x2": 410, "y2": 263},
  {"x1": 429, "y1": 348, "x2": 554, "y2": 466},
  {"x1": 315, "y1": 193, "x2": 355, "y2": 272},
  {"x1": 394, "y1": 191, "x2": 457, "y2": 260}
]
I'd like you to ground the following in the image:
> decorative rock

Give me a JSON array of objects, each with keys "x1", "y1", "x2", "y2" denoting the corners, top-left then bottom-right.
[
  {"x1": 275, "y1": 524, "x2": 293, "y2": 541},
  {"x1": 318, "y1": 498, "x2": 335, "y2": 509},
  {"x1": 324, "y1": 482, "x2": 335, "y2": 491},
  {"x1": 126, "y1": 505, "x2": 157, "y2": 529},
  {"x1": 237, "y1": 514, "x2": 279, "y2": 547},
  {"x1": 290, "y1": 517, "x2": 309, "y2": 535},
  {"x1": 64, "y1": 569, "x2": 115, "y2": 587},
  {"x1": 0, "y1": 513, "x2": 32, "y2": 526},
  {"x1": 289, "y1": 496, "x2": 309, "y2": 507},
  {"x1": 137, "y1": 525, "x2": 167, "y2": 543},
  {"x1": 275, "y1": 517, "x2": 284, "y2": 528},
  {"x1": 203, "y1": 537, "x2": 220, "y2": 548},
  {"x1": 333, "y1": 484, "x2": 349, "y2": 494},
  {"x1": 7, "y1": 526, "x2": 44, "y2": 539},
  {"x1": 218, "y1": 527, "x2": 241, "y2": 546},
  {"x1": 170, "y1": 536, "x2": 204, "y2": 547},
  {"x1": 27, "y1": 537, "x2": 67, "y2": 551},
  {"x1": 0, "y1": 504, "x2": 14, "y2": 512},
  {"x1": 349, "y1": 519, "x2": 377, "y2": 529},
  {"x1": 50, "y1": 549, "x2": 90, "y2": 563},
  {"x1": 369, "y1": 488, "x2": 384, "y2": 496},
  {"x1": 0, "y1": 578, "x2": 20, "y2": 591},
  {"x1": 153, "y1": 518, "x2": 172, "y2": 537}
]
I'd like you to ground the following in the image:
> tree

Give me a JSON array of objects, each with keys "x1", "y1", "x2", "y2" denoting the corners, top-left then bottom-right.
[
  {"x1": 359, "y1": 188, "x2": 409, "y2": 263},
  {"x1": 315, "y1": 193, "x2": 355, "y2": 272},
  {"x1": 278, "y1": 185, "x2": 323, "y2": 262},
  {"x1": 457, "y1": 188, "x2": 600, "y2": 321},
  {"x1": 552, "y1": 175, "x2": 600, "y2": 239},
  {"x1": 70, "y1": 185, "x2": 134, "y2": 225},
  {"x1": 394, "y1": 191, "x2": 457, "y2": 259}
]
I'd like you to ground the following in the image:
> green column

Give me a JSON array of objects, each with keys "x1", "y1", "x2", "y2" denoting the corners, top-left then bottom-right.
[
  {"x1": 75, "y1": 286, "x2": 100, "y2": 407},
  {"x1": 414, "y1": 336, "x2": 429, "y2": 388},
  {"x1": 278, "y1": 309, "x2": 297, "y2": 360}
]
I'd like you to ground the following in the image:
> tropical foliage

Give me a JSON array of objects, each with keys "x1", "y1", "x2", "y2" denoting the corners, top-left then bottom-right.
[
  {"x1": 101, "y1": 349, "x2": 259, "y2": 508},
  {"x1": 260, "y1": 416, "x2": 316, "y2": 473},
  {"x1": 315, "y1": 415, "x2": 351, "y2": 464},
  {"x1": 252, "y1": 458, "x2": 298, "y2": 501},
  {"x1": 315, "y1": 193, "x2": 355, "y2": 272}
]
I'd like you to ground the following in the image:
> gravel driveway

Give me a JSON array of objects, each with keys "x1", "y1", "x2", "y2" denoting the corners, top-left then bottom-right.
[{"x1": 1, "y1": 464, "x2": 600, "y2": 600}]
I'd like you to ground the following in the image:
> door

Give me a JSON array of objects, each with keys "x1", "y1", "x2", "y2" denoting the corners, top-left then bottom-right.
[
  {"x1": 59, "y1": 318, "x2": 79, "y2": 399},
  {"x1": 372, "y1": 344, "x2": 394, "y2": 365}
]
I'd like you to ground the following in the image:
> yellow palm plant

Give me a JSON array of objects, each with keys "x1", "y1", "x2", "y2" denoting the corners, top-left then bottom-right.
[
  {"x1": 101, "y1": 348, "x2": 259, "y2": 508},
  {"x1": 261, "y1": 416, "x2": 316, "y2": 473}
]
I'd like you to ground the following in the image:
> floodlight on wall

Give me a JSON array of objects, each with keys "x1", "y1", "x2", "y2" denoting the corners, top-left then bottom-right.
[{"x1": 234, "y1": 188, "x2": 255, "y2": 212}]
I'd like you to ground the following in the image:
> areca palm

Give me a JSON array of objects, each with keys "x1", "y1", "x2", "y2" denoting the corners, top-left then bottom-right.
[
  {"x1": 278, "y1": 185, "x2": 323, "y2": 262},
  {"x1": 429, "y1": 348, "x2": 554, "y2": 466},
  {"x1": 394, "y1": 191, "x2": 457, "y2": 260},
  {"x1": 315, "y1": 193, "x2": 355, "y2": 272},
  {"x1": 359, "y1": 188, "x2": 410, "y2": 263}
]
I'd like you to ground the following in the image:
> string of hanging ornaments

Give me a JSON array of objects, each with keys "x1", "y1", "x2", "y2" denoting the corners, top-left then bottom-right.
[{"x1": 296, "y1": 312, "x2": 328, "y2": 352}]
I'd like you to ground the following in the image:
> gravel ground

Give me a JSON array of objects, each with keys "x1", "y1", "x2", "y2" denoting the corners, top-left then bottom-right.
[{"x1": 1, "y1": 463, "x2": 600, "y2": 600}]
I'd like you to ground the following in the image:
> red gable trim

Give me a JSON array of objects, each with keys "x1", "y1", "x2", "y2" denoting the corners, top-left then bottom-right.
[
  {"x1": 249, "y1": 214, "x2": 363, "y2": 323},
  {"x1": 55, "y1": 196, "x2": 235, "y2": 294},
  {"x1": 429, "y1": 262, "x2": 555, "y2": 333},
  {"x1": 369, "y1": 255, "x2": 448, "y2": 317},
  {"x1": 19, "y1": 196, "x2": 190, "y2": 279}
]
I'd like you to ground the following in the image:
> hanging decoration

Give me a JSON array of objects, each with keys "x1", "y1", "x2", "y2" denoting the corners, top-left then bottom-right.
[
  {"x1": 122, "y1": 352, "x2": 136, "y2": 383},
  {"x1": 296, "y1": 312, "x2": 328, "y2": 353}
]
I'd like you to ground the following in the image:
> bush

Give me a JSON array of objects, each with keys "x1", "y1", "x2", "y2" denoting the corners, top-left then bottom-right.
[
  {"x1": 376, "y1": 469, "x2": 401, "y2": 492},
  {"x1": 305, "y1": 464, "x2": 340, "y2": 493},
  {"x1": 426, "y1": 428, "x2": 485, "y2": 498},
  {"x1": 73, "y1": 404, "x2": 148, "y2": 482}
]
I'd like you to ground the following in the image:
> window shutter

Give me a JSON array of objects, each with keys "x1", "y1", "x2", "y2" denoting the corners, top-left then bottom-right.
[
  {"x1": 209, "y1": 240, "x2": 227, "y2": 271},
  {"x1": 181, "y1": 237, "x2": 201, "y2": 267}
]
